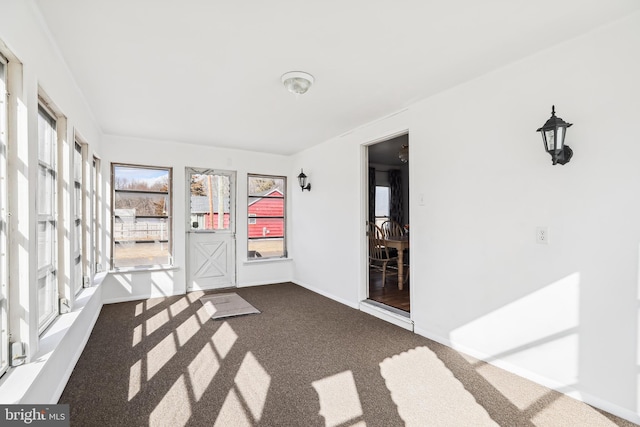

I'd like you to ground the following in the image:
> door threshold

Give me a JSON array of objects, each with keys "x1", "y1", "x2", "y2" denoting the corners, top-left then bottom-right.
[{"x1": 360, "y1": 300, "x2": 413, "y2": 331}]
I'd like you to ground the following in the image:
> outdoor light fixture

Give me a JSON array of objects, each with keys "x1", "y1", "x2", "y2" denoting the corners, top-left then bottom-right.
[
  {"x1": 297, "y1": 169, "x2": 311, "y2": 191},
  {"x1": 281, "y1": 71, "x2": 314, "y2": 95},
  {"x1": 536, "y1": 105, "x2": 573, "y2": 165},
  {"x1": 398, "y1": 144, "x2": 409, "y2": 163}
]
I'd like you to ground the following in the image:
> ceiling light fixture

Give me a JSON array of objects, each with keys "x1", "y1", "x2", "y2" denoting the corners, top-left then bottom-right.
[{"x1": 281, "y1": 71, "x2": 314, "y2": 95}]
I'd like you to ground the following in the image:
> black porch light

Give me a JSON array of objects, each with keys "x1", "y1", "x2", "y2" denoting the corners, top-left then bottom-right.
[
  {"x1": 297, "y1": 169, "x2": 311, "y2": 191},
  {"x1": 536, "y1": 105, "x2": 573, "y2": 165}
]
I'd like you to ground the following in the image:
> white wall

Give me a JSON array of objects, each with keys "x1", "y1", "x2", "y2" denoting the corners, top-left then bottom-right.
[
  {"x1": 291, "y1": 111, "x2": 409, "y2": 307},
  {"x1": 100, "y1": 135, "x2": 293, "y2": 302},
  {"x1": 292, "y1": 12, "x2": 640, "y2": 423}
]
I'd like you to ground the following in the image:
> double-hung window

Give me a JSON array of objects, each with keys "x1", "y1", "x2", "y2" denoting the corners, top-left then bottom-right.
[
  {"x1": 247, "y1": 175, "x2": 286, "y2": 259},
  {"x1": 37, "y1": 104, "x2": 58, "y2": 332},
  {"x1": 112, "y1": 164, "x2": 172, "y2": 269}
]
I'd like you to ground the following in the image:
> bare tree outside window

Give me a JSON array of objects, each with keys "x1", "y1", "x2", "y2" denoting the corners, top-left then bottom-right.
[{"x1": 112, "y1": 164, "x2": 172, "y2": 268}]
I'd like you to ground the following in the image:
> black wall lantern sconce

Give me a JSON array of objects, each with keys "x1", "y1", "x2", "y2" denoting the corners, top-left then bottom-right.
[
  {"x1": 536, "y1": 105, "x2": 573, "y2": 165},
  {"x1": 297, "y1": 169, "x2": 311, "y2": 191}
]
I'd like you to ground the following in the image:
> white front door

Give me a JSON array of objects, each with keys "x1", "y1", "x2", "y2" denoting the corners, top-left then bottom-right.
[{"x1": 186, "y1": 168, "x2": 236, "y2": 291}]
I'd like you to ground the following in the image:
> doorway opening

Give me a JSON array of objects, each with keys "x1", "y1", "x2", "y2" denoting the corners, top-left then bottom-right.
[{"x1": 367, "y1": 134, "x2": 410, "y2": 314}]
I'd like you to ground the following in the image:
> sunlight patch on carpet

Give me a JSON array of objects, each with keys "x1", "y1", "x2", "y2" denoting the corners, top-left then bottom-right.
[
  {"x1": 188, "y1": 342, "x2": 220, "y2": 402},
  {"x1": 312, "y1": 370, "x2": 364, "y2": 427},
  {"x1": 234, "y1": 352, "x2": 271, "y2": 422},
  {"x1": 380, "y1": 346, "x2": 498, "y2": 427},
  {"x1": 149, "y1": 374, "x2": 191, "y2": 427},
  {"x1": 200, "y1": 293, "x2": 260, "y2": 320},
  {"x1": 212, "y1": 322, "x2": 238, "y2": 359}
]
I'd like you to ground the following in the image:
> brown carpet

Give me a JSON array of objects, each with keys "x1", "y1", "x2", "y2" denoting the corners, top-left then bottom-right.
[{"x1": 60, "y1": 282, "x2": 636, "y2": 426}]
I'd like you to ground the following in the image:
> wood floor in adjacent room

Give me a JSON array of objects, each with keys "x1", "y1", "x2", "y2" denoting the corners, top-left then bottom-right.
[
  {"x1": 59, "y1": 283, "x2": 635, "y2": 426},
  {"x1": 369, "y1": 267, "x2": 410, "y2": 313}
]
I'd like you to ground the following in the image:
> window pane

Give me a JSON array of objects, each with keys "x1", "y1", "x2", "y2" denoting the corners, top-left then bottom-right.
[
  {"x1": 74, "y1": 142, "x2": 82, "y2": 181},
  {"x1": 74, "y1": 219, "x2": 81, "y2": 254},
  {"x1": 37, "y1": 102, "x2": 57, "y2": 331},
  {"x1": 38, "y1": 166, "x2": 54, "y2": 216},
  {"x1": 37, "y1": 221, "x2": 53, "y2": 268},
  {"x1": 247, "y1": 174, "x2": 286, "y2": 260},
  {"x1": 114, "y1": 166, "x2": 168, "y2": 191},
  {"x1": 248, "y1": 196, "x2": 284, "y2": 217},
  {"x1": 75, "y1": 183, "x2": 82, "y2": 218},
  {"x1": 112, "y1": 164, "x2": 172, "y2": 268},
  {"x1": 249, "y1": 217, "x2": 284, "y2": 239},
  {"x1": 114, "y1": 241, "x2": 171, "y2": 268},
  {"x1": 115, "y1": 192, "x2": 169, "y2": 217},
  {"x1": 248, "y1": 238, "x2": 285, "y2": 259},
  {"x1": 375, "y1": 186, "x2": 390, "y2": 217},
  {"x1": 189, "y1": 173, "x2": 230, "y2": 230},
  {"x1": 248, "y1": 177, "x2": 284, "y2": 197},
  {"x1": 114, "y1": 217, "x2": 169, "y2": 243},
  {"x1": 37, "y1": 272, "x2": 56, "y2": 327},
  {"x1": 74, "y1": 255, "x2": 82, "y2": 291},
  {"x1": 38, "y1": 107, "x2": 56, "y2": 166}
]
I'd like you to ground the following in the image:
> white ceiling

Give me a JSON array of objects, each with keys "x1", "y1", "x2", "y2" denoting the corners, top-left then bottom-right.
[{"x1": 34, "y1": 0, "x2": 640, "y2": 155}]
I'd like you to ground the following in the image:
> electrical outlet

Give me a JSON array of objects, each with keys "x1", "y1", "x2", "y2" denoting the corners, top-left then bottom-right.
[{"x1": 536, "y1": 226, "x2": 549, "y2": 244}]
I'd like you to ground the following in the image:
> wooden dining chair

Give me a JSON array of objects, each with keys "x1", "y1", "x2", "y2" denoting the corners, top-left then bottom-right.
[
  {"x1": 367, "y1": 221, "x2": 398, "y2": 288},
  {"x1": 381, "y1": 220, "x2": 410, "y2": 283},
  {"x1": 380, "y1": 219, "x2": 404, "y2": 257},
  {"x1": 380, "y1": 220, "x2": 405, "y2": 239}
]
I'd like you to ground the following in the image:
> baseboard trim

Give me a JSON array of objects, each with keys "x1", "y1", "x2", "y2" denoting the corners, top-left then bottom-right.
[
  {"x1": 102, "y1": 290, "x2": 184, "y2": 305},
  {"x1": 237, "y1": 280, "x2": 289, "y2": 288},
  {"x1": 413, "y1": 326, "x2": 640, "y2": 425},
  {"x1": 291, "y1": 280, "x2": 359, "y2": 309}
]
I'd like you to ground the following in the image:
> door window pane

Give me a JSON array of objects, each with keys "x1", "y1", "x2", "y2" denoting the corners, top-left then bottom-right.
[{"x1": 189, "y1": 172, "x2": 231, "y2": 231}]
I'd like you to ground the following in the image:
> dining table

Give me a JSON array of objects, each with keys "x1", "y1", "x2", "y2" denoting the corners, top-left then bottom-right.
[{"x1": 383, "y1": 235, "x2": 409, "y2": 290}]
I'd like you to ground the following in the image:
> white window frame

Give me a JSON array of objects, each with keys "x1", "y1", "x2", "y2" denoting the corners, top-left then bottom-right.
[
  {"x1": 111, "y1": 163, "x2": 173, "y2": 269},
  {"x1": 0, "y1": 53, "x2": 9, "y2": 374},
  {"x1": 91, "y1": 156, "x2": 101, "y2": 274},
  {"x1": 72, "y1": 139, "x2": 85, "y2": 295},
  {"x1": 247, "y1": 174, "x2": 287, "y2": 260},
  {"x1": 37, "y1": 101, "x2": 59, "y2": 333}
]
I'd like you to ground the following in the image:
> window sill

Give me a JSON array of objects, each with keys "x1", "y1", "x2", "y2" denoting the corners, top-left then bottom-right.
[
  {"x1": 109, "y1": 265, "x2": 180, "y2": 274},
  {"x1": 0, "y1": 284, "x2": 102, "y2": 403}
]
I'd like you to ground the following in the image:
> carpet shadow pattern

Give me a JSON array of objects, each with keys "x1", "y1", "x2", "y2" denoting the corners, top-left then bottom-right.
[{"x1": 59, "y1": 283, "x2": 637, "y2": 426}]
